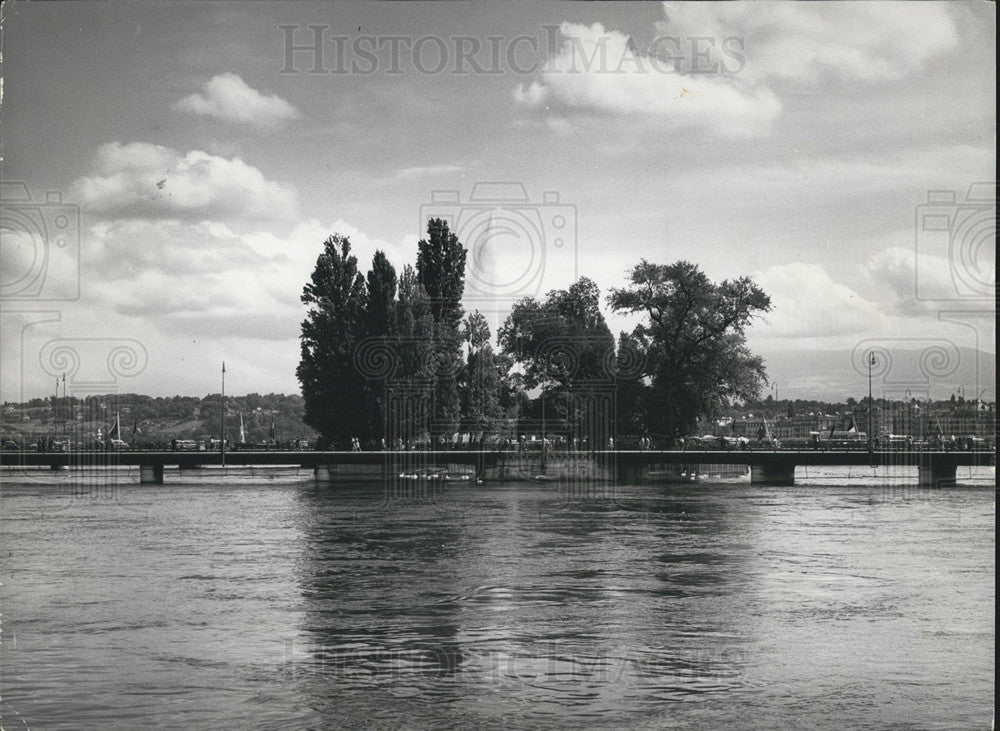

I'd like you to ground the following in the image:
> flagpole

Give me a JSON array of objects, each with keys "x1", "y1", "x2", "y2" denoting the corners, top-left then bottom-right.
[
  {"x1": 221, "y1": 361, "x2": 226, "y2": 469},
  {"x1": 868, "y1": 352, "x2": 874, "y2": 451}
]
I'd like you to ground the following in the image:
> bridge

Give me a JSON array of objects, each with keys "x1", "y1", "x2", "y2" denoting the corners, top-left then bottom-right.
[{"x1": 3, "y1": 449, "x2": 993, "y2": 487}]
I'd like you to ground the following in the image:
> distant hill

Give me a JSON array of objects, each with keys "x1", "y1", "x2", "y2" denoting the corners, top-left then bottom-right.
[
  {"x1": 762, "y1": 347, "x2": 995, "y2": 402},
  {"x1": 1, "y1": 392, "x2": 316, "y2": 446}
]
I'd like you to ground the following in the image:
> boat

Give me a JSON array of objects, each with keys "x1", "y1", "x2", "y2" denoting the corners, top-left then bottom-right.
[
  {"x1": 534, "y1": 474, "x2": 559, "y2": 482},
  {"x1": 398, "y1": 467, "x2": 473, "y2": 482}
]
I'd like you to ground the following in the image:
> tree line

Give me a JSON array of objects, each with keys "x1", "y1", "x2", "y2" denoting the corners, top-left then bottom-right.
[{"x1": 297, "y1": 219, "x2": 772, "y2": 449}]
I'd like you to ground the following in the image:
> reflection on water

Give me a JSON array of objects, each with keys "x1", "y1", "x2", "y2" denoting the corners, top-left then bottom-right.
[{"x1": 0, "y1": 468, "x2": 994, "y2": 728}]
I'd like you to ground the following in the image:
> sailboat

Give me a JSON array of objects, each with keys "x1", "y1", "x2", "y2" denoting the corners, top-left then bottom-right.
[
  {"x1": 106, "y1": 412, "x2": 128, "y2": 449},
  {"x1": 238, "y1": 413, "x2": 246, "y2": 446}
]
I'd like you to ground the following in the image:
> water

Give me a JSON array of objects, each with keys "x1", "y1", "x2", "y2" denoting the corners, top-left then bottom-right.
[{"x1": 0, "y1": 467, "x2": 994, "y2": 729}]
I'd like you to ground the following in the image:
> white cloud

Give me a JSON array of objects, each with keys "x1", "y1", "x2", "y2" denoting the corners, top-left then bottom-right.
[
  {"x1": 72, "y1": 142, "x2": 298, "y2": 221},
  {"x1": 514, "y1": 21, "x2": 780, "y2": 137},
  {"x1": 175, "y1": 73, "x2": 300, "y2": 128},
  {"x1": 81, "y1": 217, "x2": 415, "y2": 342},
  {"x1": 393, "y1": 164, "x2": 465, "y2": 180},
  {"x1": 657, "y1": 2, "x2": 959, "y2": 84},
  {"x1": 751, "y1": 262, "x2": 883, "y2": 340},
  {"x1": 516, "y1": 5, "x2": 961, "y2": 136},
  {"x1": 867, "y1": 245, "x2": 996, "y2": 315}
]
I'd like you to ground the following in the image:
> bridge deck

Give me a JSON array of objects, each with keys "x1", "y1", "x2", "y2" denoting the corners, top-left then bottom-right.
[{"x1": 2, "y1": 449, "x2": 993, "y2": 469}]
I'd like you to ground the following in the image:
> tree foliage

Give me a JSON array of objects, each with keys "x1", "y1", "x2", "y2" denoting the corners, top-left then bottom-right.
[
  {"x1": 416, "y1": 218, "x2": 467, "y2": 438},
  {"x1": 459, "y1": 311, "x2": 507, "y2": 440},
  {"x1": 296, "y1": 235, "x2": 368, "y2": 447},
  {"x1": 499, "y1": 278, "x2": 615, "y2": 439},
  {"x1": 608, "y1": 260, "x2": 771, "y2": 443},
  {"x1": 499, "y1": 278, "x2": 614, "y2": 392}
]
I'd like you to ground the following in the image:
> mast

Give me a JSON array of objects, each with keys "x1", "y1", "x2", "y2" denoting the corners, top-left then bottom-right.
[{"x1": 221, "y1": 361, "x2": 226, "y2": 468}]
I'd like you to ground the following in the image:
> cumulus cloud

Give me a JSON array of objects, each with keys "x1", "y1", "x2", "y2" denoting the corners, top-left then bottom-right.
[
  {"x1": 516, "y1": 4, "x2": 960, "y2": 136},
  {"x1": 82, "y1": 217, "x2": 415, "y2": 342},
  {"x1": 658, "y1": 2, "x2": 959, "y2": 84},
  {"x1": 175, "y1": 73, "x2": 300, "y2": 128},
  {"x1": 514, "y1": 21, "x2": 781, "y2": 137},
  {"x1": 751, "y1": 262, "x2": 883, "y2": 340},
  {"x1": 867, "y1": 245, "x2": 996, "y2": 315},
  {"x1": 72, "y1": 142, "x2": 298, "y2": 221}
]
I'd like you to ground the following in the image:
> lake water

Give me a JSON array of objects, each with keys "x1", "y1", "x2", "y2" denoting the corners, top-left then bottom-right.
[{"x1": 0, "y1": 467, "x2": 994, "y2": 729}]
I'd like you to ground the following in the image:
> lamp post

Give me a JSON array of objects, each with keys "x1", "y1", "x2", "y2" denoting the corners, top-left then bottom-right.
[
  {"x1": 53, "y1": 378, "x2": 59, "y2": 445},
  {"x1": 868, "y1": 352, "x2": 875, "y2": 450},
  {"x1": 221, "y1": 361, "x2": 226, "y2": 469}
]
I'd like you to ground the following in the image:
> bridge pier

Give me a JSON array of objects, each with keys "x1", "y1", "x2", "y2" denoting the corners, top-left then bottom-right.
[
  {"x1": 918, "y1": 462, "x2": 956, "y2": 488},
  {"x1": 139, "y1": 464, "x2": 164, "y2": 484},
  {"x1": 750, "y1": 463, "x2": 795, "y2": 485}
]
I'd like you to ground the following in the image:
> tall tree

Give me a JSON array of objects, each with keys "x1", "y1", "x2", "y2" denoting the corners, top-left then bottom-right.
[
  {"x1": 416, "y1": 218, "x2": 467, "y2": 329},
  {"x1": 359, "y1": 250, "x2": 398, "y2": 440},
  {"x1": 608, "y1": 260, "x2": 771, "y2": 444},
  {"x1": 459, "y1": 311, "x2": 505, "y2": 441},
  {"x1": 388, "y1": 264, "x2": 436, "y2": 444},
  {"x1": 613, "y1": 330, "x2": 648, "y2": 438},
  {"x1": 416, "y1": 218, "x2": 467, "y2": 440},
  {"x1": 499, "y1": 278, "x2": 614, "y2": 392},
  {"x1": 499, "y1": 277, "x2": 615, "y2": 441},
  {"x1": 297, "y1": 235, "x2": 367, "y2": 448},
  {"x1": 365, "y1": 250, "x2": 397, "y2": 338}
]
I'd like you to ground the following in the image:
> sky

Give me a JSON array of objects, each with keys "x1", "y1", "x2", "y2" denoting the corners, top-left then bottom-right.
[{"x1": 1, "y1": 1, "x2": 995, "y2": 403}]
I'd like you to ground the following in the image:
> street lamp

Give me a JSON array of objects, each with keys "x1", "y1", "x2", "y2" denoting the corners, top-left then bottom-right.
[
  {"x1": 221, "y1": 361, "x2": 226, "y2": 469},
  {"x1": 868, "y1": 352, "x2": 875, "y2": 450}
]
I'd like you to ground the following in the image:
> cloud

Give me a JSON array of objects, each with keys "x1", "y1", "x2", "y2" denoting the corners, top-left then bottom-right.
[
  {"x1": 516, "y1": 5, "x2": 960, "y2": 137},
  {"x1": 867, "y1": 245, "x2": 996, "y2": 315},
  {"x1": 513, "y1": 22, "x2": 780, "y2": 137},
  {"x1": 392, "y1": 164, "x2": 465, "y2": 180},
  {"x1": 751, "y1": 262, "x2": 883, "y2": 339},
  {"x1": 72, "y1": 142, "x2": 298, "y2": 221},
  {"x1": 175, "y1": 73, "x2": 300, "y2": 128},
  {"x1": 81, "y1": 217, "x2": 416, "y2": 342},
  {"x1": 657, "y1": 2, "x2": 959, "y2": 84}
]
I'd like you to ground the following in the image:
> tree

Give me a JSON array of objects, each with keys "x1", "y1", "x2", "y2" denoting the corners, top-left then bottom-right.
[
  {"x1": 417, "y1": 218, "x2": 467, "y2": 329},
  {"x1": 386, "y1": 264, "x2": 437, "y2": 443},
  {"x1": 608, "y1": 260, "x2": 771, "y2": 444},
  {"x1": 416, "y1": 218, "x2": 467, "y2": 440},
  {"x1": 296, "y1": 235, "x2": 367, "y2": 447},
  {"x1": 499, "y1": 278, "x2": 614, "y2": 392},
  {"x1": 499, "y1": 277, "x2": 615, "y2": 440},
  {"x1": 365, "y1": 250, "x2": 397, "y2": 338},
  {"x1": 359, "y1": 250, "x2": 397, "y2": 440},
  {"x1": 459, "y1": 311, "x2": 505, "y2": 441},
  {"x1": 613, "y1": 331, "x2": 648, "y2": 437}
]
